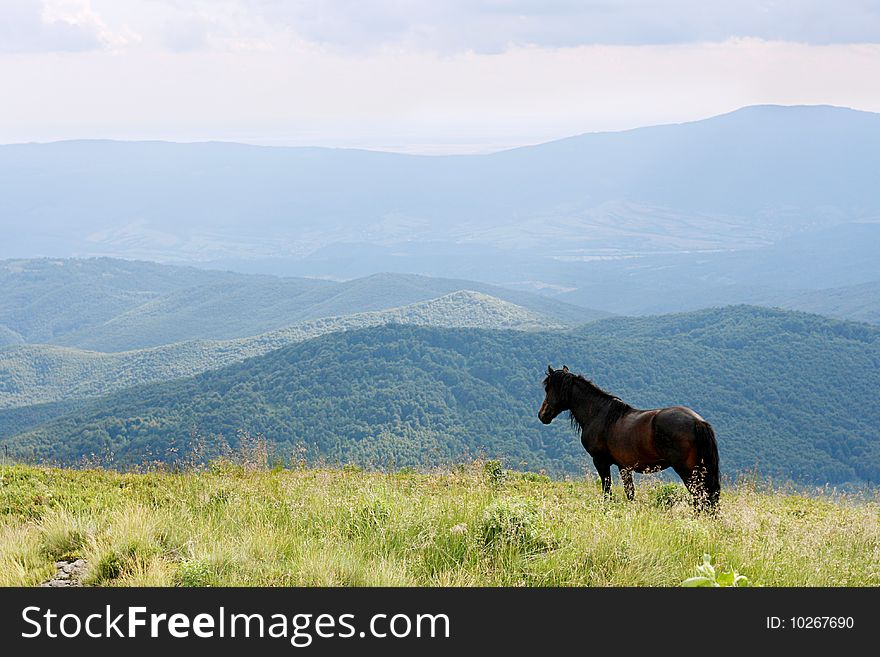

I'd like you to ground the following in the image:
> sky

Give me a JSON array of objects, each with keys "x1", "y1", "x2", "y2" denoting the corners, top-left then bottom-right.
[{"x1": 1, "y1": 0, "x2": 879, "y2": 153}]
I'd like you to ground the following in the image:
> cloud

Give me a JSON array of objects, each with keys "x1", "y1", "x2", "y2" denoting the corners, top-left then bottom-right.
[
  {"x1": 239, "y1": 0, "x2": 880, "y2": 52},
  {"x1": 0, "y1": 0, "x2": 137, "y2": 53},
  {"x1": 5, "y1": 1, "x2": 879, "y2": 56},
  {"x1": 161, "y1": 14, "x2": 209, "y2": 52},
  {"x1": 0, "y1": 0, "x2": 101, "y2": 52}
]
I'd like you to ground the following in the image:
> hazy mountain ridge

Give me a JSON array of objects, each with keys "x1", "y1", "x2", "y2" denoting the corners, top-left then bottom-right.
[
  {"x1": 0, "y1": 258, "x2": 604, "y2": 351},
  {"x1": 0, "y1": 257, "x2": 315, "y2": 345},
  {"x1": 764, "y1": 281, "x2": 880, "y2": 325},
  {"x1": 3, "y1": 105, "x2": 878, "y2": 265},
  {"x1": 549, "y1": 222, "x2": 880, "y2": 319},
  {"x1": 0, "y1": 290, "x2": 559, "y2": 410},
  {"x1": 0, "y1": 325, "x2": 23, "y2": 347},
  {"x1": 4, "y1": 106, "x2": 880, "y2": 321}
]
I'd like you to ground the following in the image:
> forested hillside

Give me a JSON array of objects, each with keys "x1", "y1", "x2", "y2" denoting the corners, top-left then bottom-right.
[
  {"x1": 0, "y1": 258, "x2": 601, "y2": 351},
  {"x1": 0, "y1": 291, "x2": 556, "y2": 409},
  {"x1": 6, "y1": 306, "x2": 878, "y2": 485}
]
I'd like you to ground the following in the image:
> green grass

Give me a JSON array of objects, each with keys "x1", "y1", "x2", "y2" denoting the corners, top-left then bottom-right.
[{"x1": 0, "y1": 462, "x2": 877, "y2": 587}]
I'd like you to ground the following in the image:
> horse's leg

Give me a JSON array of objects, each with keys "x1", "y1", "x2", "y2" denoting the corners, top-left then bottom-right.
[
  {"x1": 594, "y1": 458, "x2": 612, "y2": 500},
  {"x1": 620, "y1": 468, "x2": 635, "y2": 501},
  {"x1": 674, "y1": 465, "x2": 707, "y2": 513}
]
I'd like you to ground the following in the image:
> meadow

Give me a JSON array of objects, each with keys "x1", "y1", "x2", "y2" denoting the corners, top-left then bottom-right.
[{"x1": 1, "y1": 455, "x2": 877, "y2": 588}]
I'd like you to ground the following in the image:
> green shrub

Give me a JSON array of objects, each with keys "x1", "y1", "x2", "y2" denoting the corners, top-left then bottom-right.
[
  {"x1": 85, "y1": 537, "x2": 164, "y2": 585},
  {"x1": 174, "y1": 559, "x2": 218, "y2": 587},
  {"x1": 480, "y1": 499, "x2": 548, "y2": 552},
  {"x1": 651, "y1": 483, "x2": 689, "y2": 509},
  {"x1": 483, "y1": 460, "x2": 506, "y2": 486},
  {"x1": 41, "y1": 526, "x2": 86, "y2": 561},
  {"x1": 513, "y1": 471, "x2": 551, "y2": 484},
  {"x1": 208, "y1": 458, "x2": 245, "y2": 477},
  {"x1": 90, "y1": 551, "x2": 123, "y2": 583},
  {"x1": 682, "y1": 554, "x2": 750, "y2": 587},
  {"x1": 348, "y1": 497, "x2": 393, "y2": 537},
  {"x1": 207, "y1": 489, "x2": 233, "y2": 506}
]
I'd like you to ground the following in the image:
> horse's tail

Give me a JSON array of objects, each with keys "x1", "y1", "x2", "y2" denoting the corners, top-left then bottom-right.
[{"x1": 694, "y1": 420, "x2": 720, "y2": 510}]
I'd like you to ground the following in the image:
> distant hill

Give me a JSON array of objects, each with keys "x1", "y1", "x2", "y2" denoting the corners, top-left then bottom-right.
[
  {"x1": 765, "y1": 280, "x2": 880, "y2": 325},
  {"x1": 550, "y1": 222, "x2": 880, "y2": 318},
  {"x1": 7, "y1": 306, "x2": 878, "y2": 485},
  {"x1": 0, "y1": 257, "x2": 328, "y2": 346},
  {"x1": 0, "y1": 325, "x2": 23, "y2": 347},
  {"x1": 0, "y1": 258, "x2": 604, "y2": 351},
  {"x1": 4, "y1": 105, "x2": 879, "y2": 263},
  {"x1": 3, "y1": 106, "x2": 879, "y2": 297},
  {"x1": 0, "y1": 399, "x2": 83, "y2": 440},
  {"x1": 0, "y1": 290, "x2": 559, "y2": 409}
]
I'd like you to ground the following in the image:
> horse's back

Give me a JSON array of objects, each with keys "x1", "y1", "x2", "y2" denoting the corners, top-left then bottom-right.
[{"x1": 656, "y1": 405, "x2": 705, "y2": 428}]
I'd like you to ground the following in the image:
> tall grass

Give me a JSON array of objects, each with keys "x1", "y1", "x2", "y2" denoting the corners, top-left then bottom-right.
[{"x1": 0, "y1": 461, "x2": 876, "y2": 587}]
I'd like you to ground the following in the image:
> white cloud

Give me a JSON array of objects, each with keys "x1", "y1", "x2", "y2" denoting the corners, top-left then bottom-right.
[
  {"x1": 7, "y1": 1, "x2": 879, "y2": 56},
  {"x1": 226, "y1": 0, "x2": 880, "y2": 52},
  {"x1": 0, "y1": 0, "x2": 99, "y2": 52},
  {"x1": 160, "y1": 13, "x2": 209, "y2": 52},
  {"x1": 0, "y1": 0, "x2": 139, "y2": 52}
]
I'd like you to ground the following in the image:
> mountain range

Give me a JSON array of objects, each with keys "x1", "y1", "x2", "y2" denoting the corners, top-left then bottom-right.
[
  {"x1": 2, "y1": 105, "x2": 878, "y2": 486},
  {"x1": 0, "y1": 289, "x2": 560, "y2": 409},
  {"x1": 3, "y1": 105, "x2": 879, "y2": 319},
  {"x1": 0, "y1": 258, "x2": 602, "y2": 351},
  {"x1": 4, "y1": 306, "x2": 878, "y2": 486}
]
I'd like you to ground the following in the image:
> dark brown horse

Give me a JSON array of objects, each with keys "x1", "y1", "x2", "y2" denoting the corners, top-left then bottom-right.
[{"x1": 538, "y1": 365, "x2": 720, "y2": 511}]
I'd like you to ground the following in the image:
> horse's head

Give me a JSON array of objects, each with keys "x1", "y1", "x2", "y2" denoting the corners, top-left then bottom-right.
[{"x1": 538, "y1": 364, "x2": 570, "y2": 424}]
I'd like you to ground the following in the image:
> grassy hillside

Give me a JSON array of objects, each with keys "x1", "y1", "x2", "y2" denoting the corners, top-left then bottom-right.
[
  {"x1": 0, "y1": 463, "x2": 876, "y2": 587},
  {"x1": 0, "y1": 258, "x2": 602, "y2": 351},
  {"x1": 7, "y1": 306, "x2": 879, "y2": 485},
  {"x1": 0, "y1": 291, "x2": 557, "y2": 409}
]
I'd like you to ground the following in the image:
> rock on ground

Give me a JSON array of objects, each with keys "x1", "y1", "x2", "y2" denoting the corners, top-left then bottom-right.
[{"x1": 41, "y1": 559, "x2": 87, "y2": 587}]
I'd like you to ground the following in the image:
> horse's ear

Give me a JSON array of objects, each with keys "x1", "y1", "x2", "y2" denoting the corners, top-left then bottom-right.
[
  {"x1": 562, "y1": 365, "x2": 569, "y2": 373},
  {"x1": 547, "y1": 364, "x2": 553, "y2": 375}
]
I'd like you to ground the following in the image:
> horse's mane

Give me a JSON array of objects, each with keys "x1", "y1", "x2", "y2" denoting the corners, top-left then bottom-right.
[{"x1": 544, "y1": 370, "x2": 632, "y2": 438}]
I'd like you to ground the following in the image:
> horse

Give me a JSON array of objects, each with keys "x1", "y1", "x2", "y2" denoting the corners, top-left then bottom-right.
[{"x1": 538, "y1": 365, "x2": 720, "y2": 512}]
